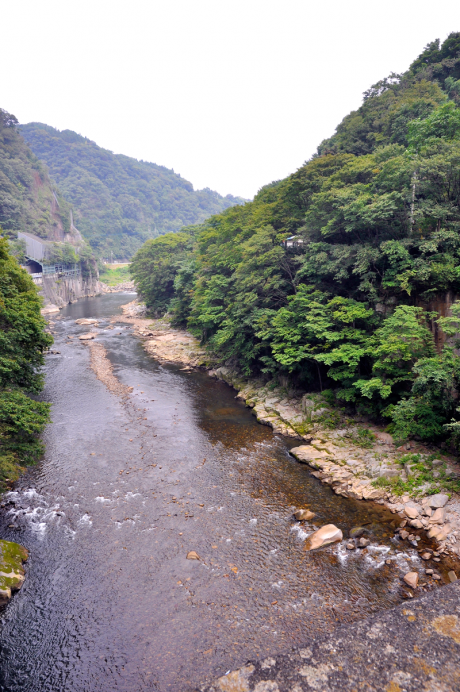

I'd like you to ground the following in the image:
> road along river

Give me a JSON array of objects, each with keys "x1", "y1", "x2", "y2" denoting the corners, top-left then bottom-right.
[{"x1": 0, "y1": 294, "x2": 426, "y2": 691}]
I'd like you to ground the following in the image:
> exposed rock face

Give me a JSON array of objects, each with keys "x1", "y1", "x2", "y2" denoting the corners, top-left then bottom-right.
[
  {"x1": 41, "y1": 271, "x2": 104, "y2": 309},
  {"x1": 305, "y1": 524, "x2": 343, "y2": 551},
  {"x1": 0, "y1": 540, "x2": 28, "y2": 605}
]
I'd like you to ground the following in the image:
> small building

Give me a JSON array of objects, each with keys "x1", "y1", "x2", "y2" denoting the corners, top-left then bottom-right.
[{"x1": 282, "y1": 235, "x2": 304, "y2": 249}]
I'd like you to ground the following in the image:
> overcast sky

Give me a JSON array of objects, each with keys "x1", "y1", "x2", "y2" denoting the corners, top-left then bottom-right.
[{"x1": 3, "y1": 1, "x2": 459, "y2": 199}]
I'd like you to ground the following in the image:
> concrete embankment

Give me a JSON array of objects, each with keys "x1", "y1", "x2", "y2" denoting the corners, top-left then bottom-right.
[{"x1": 198, "y1": 581, "x2": 460, "y2": 692}]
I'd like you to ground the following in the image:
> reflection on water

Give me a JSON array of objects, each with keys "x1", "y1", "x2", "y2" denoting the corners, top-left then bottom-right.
[{"x1": 0, "y1": 294, "x2": 416, "y2": 692}]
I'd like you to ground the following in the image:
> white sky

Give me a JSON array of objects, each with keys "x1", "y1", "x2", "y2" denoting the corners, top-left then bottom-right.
[{"x1": 3, "y1": 0, "x2": 459, "y2": 199}]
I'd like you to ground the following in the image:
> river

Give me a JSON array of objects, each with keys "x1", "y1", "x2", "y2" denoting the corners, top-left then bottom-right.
[{"x1": 0, "y1": 294, "x2": 419, "y2": 691}]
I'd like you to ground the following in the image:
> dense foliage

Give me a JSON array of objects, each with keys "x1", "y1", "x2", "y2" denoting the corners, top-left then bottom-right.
[
  {"x1": 0, "y1": 109, "x2": 72, "y2": 241},
  {"x1": 0, "y1": 236, "x2": 51, "y2": 489},
  {"x1": 20, "y1": 123, "x2": 247, "y2": 260},
  {"x1": 132, "y1": 33, "x2": 460, "y2": 447}
]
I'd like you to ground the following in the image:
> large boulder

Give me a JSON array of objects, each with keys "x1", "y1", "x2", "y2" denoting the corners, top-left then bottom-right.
[
  {"x1": 428, "y1": 494, "x2": 449, "y2": 509},
  {"x1": 403, "y1": 572, "x2": 419, "y2": 589},
  {"x1": 0, "y1": 540, "x2": 28, "y2": 605},
  {"x1": 290, "y1": 445, "x2": 329, "y2": 464},
  {"x1": 430, "y1": 508, "x2": 446, "y2": 524},
  {"x1": 305, "y1": 524, "x2": 343, "y2": 551},
  {"x1": 404, "y1": 503, "x2": 420, "y2": 519},
  {"x1": 361, "y1": 486, "x2": 386, "y2": 500},
  {"x1": 375, "y1": 432, "x2": 394, "y2": 444}
]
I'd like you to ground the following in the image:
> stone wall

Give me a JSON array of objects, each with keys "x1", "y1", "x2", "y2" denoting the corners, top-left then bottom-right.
[{"x1": 40, "y1": 269, "x2": 104, "y2": 308}]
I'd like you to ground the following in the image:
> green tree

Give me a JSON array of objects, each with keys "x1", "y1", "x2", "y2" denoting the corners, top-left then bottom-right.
[
  {"x1": 0, "y1": 234, "x2": 52, "y2": 488},
  {"x1": 130, "y1": 231, "x2": 192, "y2": 315}
]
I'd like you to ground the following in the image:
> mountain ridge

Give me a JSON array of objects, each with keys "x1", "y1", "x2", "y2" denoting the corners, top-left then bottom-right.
[{"x1": 20, "y1": 122, "x2": 247, "y2": 259}]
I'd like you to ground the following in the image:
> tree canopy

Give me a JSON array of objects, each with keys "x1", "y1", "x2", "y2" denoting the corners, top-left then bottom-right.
[{"x1": 131, "y1": 32, "x2": 460, "y2": 446}]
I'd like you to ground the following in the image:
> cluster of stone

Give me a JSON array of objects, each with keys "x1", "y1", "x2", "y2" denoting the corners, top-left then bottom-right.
[{"x1": 208, "y1": 374, "x2": 460, "y2": 555}]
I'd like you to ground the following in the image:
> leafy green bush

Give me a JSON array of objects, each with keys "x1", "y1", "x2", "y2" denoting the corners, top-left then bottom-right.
[
  {"x1": 0, "y1": 390, "x2": 50, "y2": 463},
  {"x1": 130, "y1": 232, "x2": 193, "y2": 316}
]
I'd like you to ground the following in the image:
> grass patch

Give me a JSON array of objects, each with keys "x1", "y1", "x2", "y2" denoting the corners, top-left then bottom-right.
[
  {"x1": 0, "y1": 453, "x2": 24, "y2": 493},
  {"x1": 348, "y1": 428, "x2": 376, "y2": 448},
  {"x1": 99, "y1": 264, "x2": 131, "y2": 286},
  {"x1": 372, "y1": 452, "x2": 460, "y2": 496},
  {"x1": 319, "y1": 410, "x2": 342, "y2": 429}
]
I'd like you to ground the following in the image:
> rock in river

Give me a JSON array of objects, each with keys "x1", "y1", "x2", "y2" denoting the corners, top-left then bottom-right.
[
  {"x1": 79, "y1": 333, "x2": 97, "y2": 340},
  {"x1": 186, "y1": 551, "x2": 200, "y2": 560},
  {"x1": 349, "y1": 526, "x2": 367, "y2": 538},
  {"x1": 0, "y1": 540, "x2": 28, "y2": 605},
  {"x1": 403, "y1": 572, "x2": 419, "y2": 589},
  {"x1": 305, "y1": 524, "x2": 343, "y2": 551},
  {"x1": 294, "y1": 509, "x2": 316, "y2": 521}
]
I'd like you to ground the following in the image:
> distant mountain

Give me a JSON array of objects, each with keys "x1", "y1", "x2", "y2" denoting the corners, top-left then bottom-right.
[
  {"x1": 20, "y1": 123, "x2": 247, "y2": 259},
  {"x1": 0, "y1": 109, "x2": 73, "y2": 242}
]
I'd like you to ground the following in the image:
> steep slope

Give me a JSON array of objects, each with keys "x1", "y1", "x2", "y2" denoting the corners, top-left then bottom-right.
[
  {"x1": 20, "y1": 123, "x2": 247, "y2": 259},
  {"x1": 0, "y1": 110, "x2": 73, "y2": 242}
]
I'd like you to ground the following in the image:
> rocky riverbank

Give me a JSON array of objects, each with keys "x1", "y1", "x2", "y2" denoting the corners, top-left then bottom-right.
[{"x1": 115, "y1": 301, "x2": 460, "y2": 576}]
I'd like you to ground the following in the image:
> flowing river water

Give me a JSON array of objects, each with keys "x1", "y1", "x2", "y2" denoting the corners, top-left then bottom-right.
[{"x1": 0, "y1": 294, "x2": 422, "y2": 691}]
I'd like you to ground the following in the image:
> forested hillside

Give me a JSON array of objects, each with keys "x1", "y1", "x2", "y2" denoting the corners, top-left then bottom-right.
[
  {"x1": 132, "y1": 33, "x2": 460, "y2": 447},
  {"x1": 0, "y1": 109, "x2": 73, "y2": 243},
  {"x1": 20, "y1": 123, "x2": 246, "y2": 259}
]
